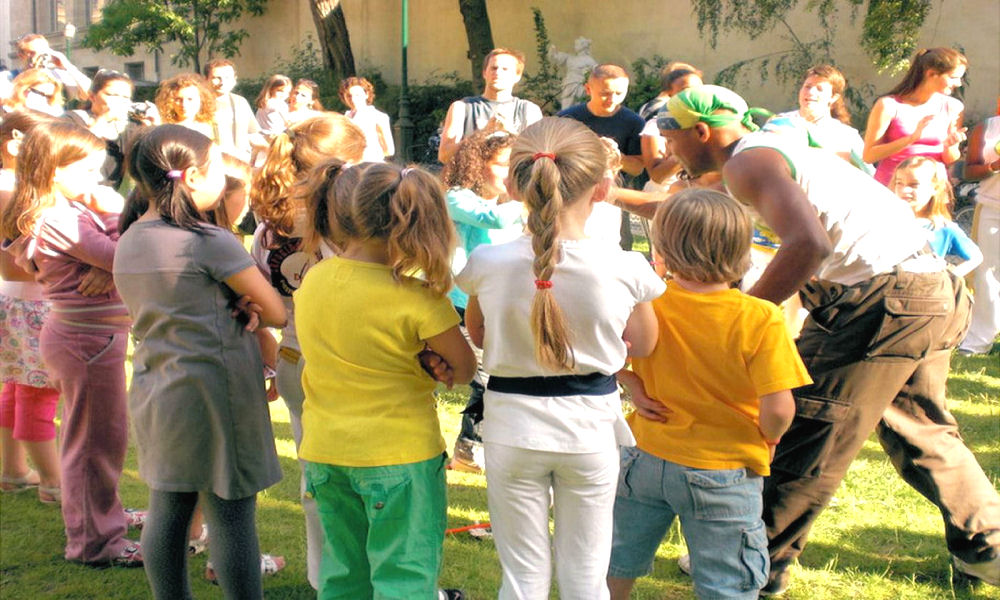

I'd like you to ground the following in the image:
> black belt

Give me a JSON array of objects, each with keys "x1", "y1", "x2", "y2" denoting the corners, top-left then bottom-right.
[{"x1": 487, "y1": 372, "x2": 617, "y2": 397}]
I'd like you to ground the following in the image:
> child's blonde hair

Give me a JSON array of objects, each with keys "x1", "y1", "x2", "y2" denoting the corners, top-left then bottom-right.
[
  {"x1": 891, "y1": 156, "x2": 954, "y2": 227},
  {"x1": 507, "y1": 117, "x2": 607, "y2": 371},
  {"x1": 652, "y1": 189, "x2": 752, "y2": 284},
  {"x1": 0, "y1": 121, "x2": 104, "y2": 240},
  {"x1": 348, "y1": 163, "x2": 456, "y2": 296},
  {"x1": 252, "y1": 113, "x2": 365, "y2": 246}
]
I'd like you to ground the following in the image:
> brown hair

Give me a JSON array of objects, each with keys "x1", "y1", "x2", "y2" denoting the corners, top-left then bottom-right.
[
  {"x1": 3, "y1": 68, "x2": 64, "y2": 112},
  {"x1": 155, "y1": 73, "x2": 217, "y2": 125},
  {"x1": 349, "y1": 163, "x2": 456, "y2": 295},
  {"x1": 14, "y1": 34, "x2": 45, "y2": 59},
  {"x1": 255, "y1": 74, "x2": 293, "y2": 110},
  {"x1": 293, "y1": 79, "x2": 324, "y2": 110},
  {"x1": 891, "y1": 156, "x2": 955, "y2": 227},
  {"x1": 203, "y1": 58, "x2": 236, "y2": 77},
  {"x1": 339, "y1": 76, "x2": 375, "y2": 109},
  {"x1": 252, "y1": 113, "x2": 365, "y2": 246},
  {"x1": 803, "y1": 64, "x2": 852, "y2": 125},
  {"x1": 0, "y1": 121, "x2": 105, "y2": 240},
  {"x1": 0, "y1": 110, "x2": 55, "y2": 167},
  {"x1": 887, "y1": 47, "x2": 967, "y2": 98},
  {"x1": 300, "y1": 159, "x2": 372, "y2": 252},
  {"x1": 441, "y1": 129, "x2": 514, "y2": 196},
  {"x1": 589, "y1": 64, "x2": 629, "y2": 81},
  {"x1": 652, "y1": 188, "x2": 752, "y2": 283},
  {"x1": 484, "y1": 48, "x2": 526, "y2": 75},
  {"x1": 507, "y1": 117, "x2": 607, "y2": 371}
]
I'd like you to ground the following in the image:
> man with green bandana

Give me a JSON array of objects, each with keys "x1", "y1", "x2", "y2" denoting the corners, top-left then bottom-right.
[{"x1": 613, "y1": 85, "x2": 1000, "y2": 595}]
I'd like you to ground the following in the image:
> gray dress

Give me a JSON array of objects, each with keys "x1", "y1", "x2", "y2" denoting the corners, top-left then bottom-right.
[{"x1": 113, "y1": 219, "x2": 281, "y2": 499}]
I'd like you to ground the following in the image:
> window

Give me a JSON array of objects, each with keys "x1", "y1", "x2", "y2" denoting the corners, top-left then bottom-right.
[
  {"x1": 124, "y1": 61, "x2": 145, "y2": 82},
  {"x1": 33, "y1": 0, "x2": 66, "y2": 34}
]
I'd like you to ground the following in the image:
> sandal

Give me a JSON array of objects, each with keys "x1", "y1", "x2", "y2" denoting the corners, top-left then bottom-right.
[
  {"x1": 109, "y1": 542, "x2": 144, "y2": 568},
  {"x1": 124, "y1": 508, "x2": 147, "y2": 529},
  {"x1": 205, "y1": 553, "x2": 286, "y2": 584},
  {"x1": 0, "y1": 469, "x2": 40, "y2": 492},
  {"x1": 38, "y1": 485, "x2": 61, "y2": 505},
  {"x1": 188, "y1": 524, "x2": 209, "y2": 555}
]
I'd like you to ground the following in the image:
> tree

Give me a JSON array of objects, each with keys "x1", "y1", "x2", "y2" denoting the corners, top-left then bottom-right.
[
  {"x1": 457, "y1": 0, "x2": 495, "y2": 90},
  {"x1": 85, "y1": 0, "x2": 270, "y2": 75},
  {"x1": 309, "y1": 0, "x2": 356, "y2": 81}
]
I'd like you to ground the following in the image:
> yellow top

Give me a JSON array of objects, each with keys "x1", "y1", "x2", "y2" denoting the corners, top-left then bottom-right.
[
  {"x1": 295, "y1": 256, "x2": 460, "y2": 466},
  {"x1": 629, "y1": 281, "x2": 811, "y2": 476}
]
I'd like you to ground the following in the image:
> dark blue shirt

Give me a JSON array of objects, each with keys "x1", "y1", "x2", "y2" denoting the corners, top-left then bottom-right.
[{"x1": 556, "y1": 103, "x2": 645, "y2": 156}]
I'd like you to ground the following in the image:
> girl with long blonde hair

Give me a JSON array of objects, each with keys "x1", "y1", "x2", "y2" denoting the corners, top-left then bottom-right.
[
  {"x1": 295, "y1": 162, "x2": 475, "y2": 598},
  {"x1": 456, "y1": 117, "x2": 663, "y2": 598}
]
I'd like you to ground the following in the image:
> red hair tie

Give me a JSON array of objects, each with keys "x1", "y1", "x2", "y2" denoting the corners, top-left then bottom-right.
[
  {"x1": 532, "y1": 152, "x2": 556, "y2": 162},
  {"x1": 534, "y1": 279, "x2": 553, "y2": 289}
]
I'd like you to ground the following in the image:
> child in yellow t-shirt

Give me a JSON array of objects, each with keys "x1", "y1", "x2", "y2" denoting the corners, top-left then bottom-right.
[
  {"x1": 294, "y1": 162, "x2": 476, "y2": 599},
  {"x1": 608, "y1": 189, "x2": 812, "y2": 600}
]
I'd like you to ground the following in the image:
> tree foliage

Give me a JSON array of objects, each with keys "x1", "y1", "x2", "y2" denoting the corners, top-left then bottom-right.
[
  {"x1": 692, "y1": 0, "x2": 932, "y2": 74},
  {"x1": 84, "y1": 0, "x2": 270, "y2": 74}
]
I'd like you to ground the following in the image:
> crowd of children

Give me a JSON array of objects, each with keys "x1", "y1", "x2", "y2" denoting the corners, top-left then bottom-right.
[{"x1": 1, "y1": 35, "x2": 998, "y2": 600}]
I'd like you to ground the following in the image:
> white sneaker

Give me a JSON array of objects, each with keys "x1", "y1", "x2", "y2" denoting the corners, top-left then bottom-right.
[
  {"x1": 953, "y1": 554, "x2": 1000, "y2": 587},
  {"x1": 677, "y1": 553, "x2": 691, "y2": 576}
]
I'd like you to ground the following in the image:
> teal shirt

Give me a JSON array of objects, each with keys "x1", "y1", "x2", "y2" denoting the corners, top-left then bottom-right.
[{"x1": 446, "y1": 187, "x2": 524, "y2": 308}]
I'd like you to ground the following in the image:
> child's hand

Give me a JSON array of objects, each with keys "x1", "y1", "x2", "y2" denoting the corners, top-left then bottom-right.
[
  {"x1": 232, "y1": 294, "x2": 263, "y2": 332},
  {"x1": 631, "y1": 390, "x2": 673, "y2": 422},
  {"x1": 77, "y1": 267, "x2": 115, "y2": 296},
  {"x1": 418, "y1": 347, "x2": 455, "y2": 388}
]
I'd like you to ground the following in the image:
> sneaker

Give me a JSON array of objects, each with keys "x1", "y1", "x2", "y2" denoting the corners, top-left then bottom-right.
[
  {"x1": 677, "y1": 553, "x2": 691, "y2": 576},
  {"x1": 449, "y1": 438, "x2": 483, "y2": 474},
  {"x1": 438, "y1": 590, "x2": 467, "y2": 600},
  {"x1": 124, "y1": 508, "x2": 147, "y2": 529},
  {"x1": 188, "y1": 524, "x2": 209, "y2": 555},
  {"x1": 205, "y1": 553, "x2": 286, "y2": 584},
  {"x1": 110, "y1": 542, "x2": 144, "y2": 568},
  {"x1": 953, "y1": 554, "x2": 1000, "y2": 587}
]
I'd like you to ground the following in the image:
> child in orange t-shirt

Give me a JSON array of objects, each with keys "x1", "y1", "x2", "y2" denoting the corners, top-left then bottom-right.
[{"x1": 607, "y1": 189, "x2": 812, "y2": 600}]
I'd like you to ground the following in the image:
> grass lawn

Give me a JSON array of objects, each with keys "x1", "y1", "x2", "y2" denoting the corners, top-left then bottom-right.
[{"x1": 1, "y1": 351, "x2": 997, "y2": 599}]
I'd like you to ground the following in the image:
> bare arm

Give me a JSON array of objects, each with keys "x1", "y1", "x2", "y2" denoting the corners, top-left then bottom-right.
[
  {"x1": 612, "y1": 187, "x2": 664, "y2": 219},
  {"x1": 863, "y1": 97, "x2": 930, "y2": 164},
  {"x1": 620, "y1": 154, "x2": 645, "y2": 176},
  {"x1": 963, "y1": 122, "x2": 1000, "y2": 181},
  {"x1": 622, "y1": 301, "x2": 658, "y2": 357},
  {"x1": 724, "y1": 148, "x2": 832, "y2": 304},
  {"x1": 941, "y1": 114, "x2": 965, "y2": 166},
  {"x1": 224, "y1": 266, "x2": 287, "y2": 328},
  {"x1": 424, "y1": 325, "x2": 476, "y2": 385},
  {"x1": 641, "y1": 134, "x2": 682, "y2": 183},
  {"x1": 758, "y1": 389, "x2": 796, "y2": 442},
  {"x1": 437, "y1": 100, "x2": 466, "y2": 164},
  {"x1": 464, "y1": 296, "x2": 485, "y2": 348}
]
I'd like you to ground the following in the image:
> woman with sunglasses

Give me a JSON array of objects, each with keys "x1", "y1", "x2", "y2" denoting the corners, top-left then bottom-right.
[{"x1": 2, "y1": 68, "x2": 64, "y2": 117}]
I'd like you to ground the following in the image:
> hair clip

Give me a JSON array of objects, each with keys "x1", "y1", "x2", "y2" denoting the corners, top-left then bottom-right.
[
  {"x1": 532, "y1": 152, "x2": 556, "y2": 162},
  {"x1": 166, "y1": 170, "x2": 183, "y2": 180},
  {"x1": 534, "y1": 279, "x2": 553, "y2": 289},
  {"x1": 400, "y1": 167, "x2": 415, "y2": 178},
  {"x1": 486, "y1": 131, "x2": 511, "y2": 140}
]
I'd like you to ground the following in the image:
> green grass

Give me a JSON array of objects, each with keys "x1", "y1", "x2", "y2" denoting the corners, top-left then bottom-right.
[{"x1": 1, "y1": 352, "x2": 997, "y2": 599}]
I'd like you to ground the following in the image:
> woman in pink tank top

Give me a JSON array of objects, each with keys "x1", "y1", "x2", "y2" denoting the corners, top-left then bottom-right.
[{"x1": 863, "y1": 47, "x2": 967, "y2": 186}]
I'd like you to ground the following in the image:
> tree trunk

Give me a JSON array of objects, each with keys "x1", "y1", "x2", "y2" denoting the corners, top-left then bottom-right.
[
  {"x1": 458, "y1": 0, "x2": 494, "y2": 90},
  {"x1": 309, "y1": 0, "x2": 356, "y2": 80}
]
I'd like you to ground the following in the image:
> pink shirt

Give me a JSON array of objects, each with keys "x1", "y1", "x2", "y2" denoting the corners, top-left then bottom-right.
[{"x1": 874, "y1": 93, "x2": 963, "y2": 185}]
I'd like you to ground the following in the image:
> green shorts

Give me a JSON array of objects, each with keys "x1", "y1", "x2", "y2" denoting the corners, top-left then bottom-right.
[{"x1": 305, "y1": 454, "x2": 447, "y2": 600}]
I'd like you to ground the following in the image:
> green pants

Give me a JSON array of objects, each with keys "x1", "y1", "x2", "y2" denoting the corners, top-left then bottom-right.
[{"x1": 304, "y1": 454, "x2": 447, "y2": 600}]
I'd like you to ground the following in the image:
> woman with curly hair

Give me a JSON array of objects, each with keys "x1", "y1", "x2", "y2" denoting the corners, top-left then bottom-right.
[
  {"x1": 340, "y1": 76, "x2": 393, "y2": 162},
  {"x1": 287, "y1": 79, "x2": 323, "y2": 125},
  {"x1": 154, "y1": 73, "x2": 217, "y2": 140},
  {"x1": 440, "y1": 127, "x2": 524, "y2": 474}
]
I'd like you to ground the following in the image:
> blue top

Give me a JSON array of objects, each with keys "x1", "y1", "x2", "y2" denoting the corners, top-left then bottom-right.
[
  {"x1": 556, "y1": 104, "x2": 645, "y2": 156},
  {"x1": 446, "y1": 188, "x2": 524, "y2": 308},
  {"x1": 924, "y1": 220, "x2": 979, "y2": 261}
]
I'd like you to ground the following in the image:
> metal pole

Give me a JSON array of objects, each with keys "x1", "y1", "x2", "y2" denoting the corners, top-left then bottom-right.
[
  {"x1": 64, "y1": 23, "x2": 75, "y2": 61},
  {"x1": 394, "y1": 0, "x2": 414, "y2": 163}
]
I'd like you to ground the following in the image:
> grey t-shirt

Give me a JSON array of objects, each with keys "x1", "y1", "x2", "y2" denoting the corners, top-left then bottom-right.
[{"x1": 113, "y1": 219, "x2": 281, "y2": 499}]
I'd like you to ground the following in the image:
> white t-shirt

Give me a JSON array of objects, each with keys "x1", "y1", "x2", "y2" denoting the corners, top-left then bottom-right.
[
  {"x1": 456, "y1": 235, "x2": 665, "y2": 453},
  {"x1": 584, "y1": 201, "x2": 623, "y2": 246},
  {"x1": 731, "y1": 132, "x2": 939, "y2": 285}
]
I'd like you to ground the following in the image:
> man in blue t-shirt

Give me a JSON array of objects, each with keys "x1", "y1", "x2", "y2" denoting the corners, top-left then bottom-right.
[{"x1": 557, "y1": 63, "x2": 646, "y2": 176}]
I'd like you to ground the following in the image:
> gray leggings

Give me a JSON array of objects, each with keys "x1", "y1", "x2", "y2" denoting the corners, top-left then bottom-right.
[{"x1": 142, "y1": 489, "x2": 261, "y2": 600}]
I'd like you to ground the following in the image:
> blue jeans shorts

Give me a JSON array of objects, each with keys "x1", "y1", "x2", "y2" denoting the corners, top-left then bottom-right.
[{"x1": 608, "y1": 446, "x2": 768, "y2": 600}]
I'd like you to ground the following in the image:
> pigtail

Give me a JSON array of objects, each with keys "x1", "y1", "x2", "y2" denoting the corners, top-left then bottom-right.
[
  {"x1": 523, "y1": 156, "x2": 575, "y2": 371},
  {"x1": 251, "y1": 131, "x2": 298, "y2": 244},
  {"x1": 299, "y1": 158, "x2": 360, "y2": 253},
  {"x1": 386, "y1": 168, "x2": 456, "y2": 296}
]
